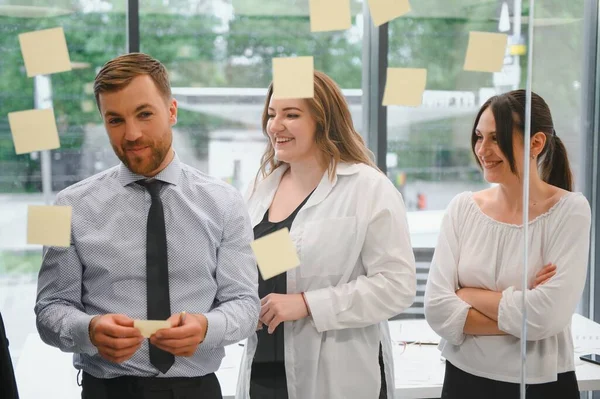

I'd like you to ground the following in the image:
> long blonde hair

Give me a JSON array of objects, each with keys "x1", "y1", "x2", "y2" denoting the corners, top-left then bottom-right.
[{"x1": 257, "y1": 70, "x2": 377, "y2": 181}]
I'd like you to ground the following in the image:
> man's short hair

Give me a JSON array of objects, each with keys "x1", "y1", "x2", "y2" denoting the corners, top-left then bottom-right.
[{"x1": 93, "y1": 53, "x2": 172, "y2": 108}]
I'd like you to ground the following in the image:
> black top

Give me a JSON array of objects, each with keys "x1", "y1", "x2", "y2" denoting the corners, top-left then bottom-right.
[{"x1": 252, "y1": 190, "x2": 313, "y2": 365}]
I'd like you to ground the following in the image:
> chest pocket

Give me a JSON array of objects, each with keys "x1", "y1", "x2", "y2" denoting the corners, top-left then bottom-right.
[{"x1": 300, "y1": 216, "x2": 357, "y2": 277}]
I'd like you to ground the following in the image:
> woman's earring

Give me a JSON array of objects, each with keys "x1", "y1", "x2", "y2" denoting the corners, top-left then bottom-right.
[{"x1": 531, "y1": 154, "x2": 536, "y2": 160}]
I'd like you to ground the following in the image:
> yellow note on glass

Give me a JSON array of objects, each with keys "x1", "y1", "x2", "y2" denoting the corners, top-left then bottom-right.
[
  {"x1": 272, "y1": 56, "x2": 314, "y2": 99},
  {"x1": 382, "y1": 68, "x2": 427, "y2": 107},
  {"x1": 251, "y1": 228, "x2": 300, "y2": 280},
  {"x1": 309, "y1": 0, "x2": 351, "y2": 32},
  {"x1": 134, "y1": 320, "x2": 172, "y2": 338},
  {"x1": 19, "y1": 27, "x2": 72, "y2": 77},
  {"x1": 463, "y1": 31, "x2": 508, "y2": 73},
  {"x1": 8, "y1": 108, "x2": 60, "y2": 154},
  {"x1": 367, "y1": 0, "x2": 411, "y2": 26},
  {"x1": 27, "y1": 205, "x2": 72, "y2": 247}
]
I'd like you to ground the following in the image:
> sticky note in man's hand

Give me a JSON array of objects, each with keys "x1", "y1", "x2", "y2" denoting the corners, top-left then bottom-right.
[
  {"x1": 309, "y1": 0, "x2": 351, "y2": 32},
  {"x1": 8, "y1": 109, "x2": 60, "y2": 154},
  {"x1": 251, "y1": 228, "x2": 300, "y2": 280},
  {"x1": 367, "y1": 0, "x2": 411, "y2": 26},
  {"x1": 382, "y1": 68, "x2": 427, "y2": 107},
  {"x1": 272, "y1": 56, "x2": 314, "y2": 99},
  {"x1": 19, "y1": 27, "x2": 72, "y2": 77},
  {"x1": 463, "y1": 31, "x2": 508, "y2": 73},
  {"x1": 134, "y1": 320, "x2": 172, "y2": 338},
  {"x1": 27, "y1": 205, "x2": 72, "y2": 247}
]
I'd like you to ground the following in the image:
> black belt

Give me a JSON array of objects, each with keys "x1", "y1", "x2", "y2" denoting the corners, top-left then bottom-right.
[{"x1": 82, "y1": 371, "x2": 217, "y2": 390}]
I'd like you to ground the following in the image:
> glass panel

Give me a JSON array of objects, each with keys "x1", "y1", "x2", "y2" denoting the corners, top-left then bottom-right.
[
  {"x1": 388, "y1": 2, "x2": 513, "y2": 326},
  {"x1": 529, "y1": 2, "x2": 585, "y2": 185},
  {"x1": 140, "y1": 0, "x2": 364, "y2": 192},
  {"x1": 0, "y1": 0, "x2": 125, "y2": 366},
  {"x1": 410, "y1": 1, "x2": 589, "y2": 398},
  {"x1": 387, "y1": 1, "x2": 501, "y2": 249}
]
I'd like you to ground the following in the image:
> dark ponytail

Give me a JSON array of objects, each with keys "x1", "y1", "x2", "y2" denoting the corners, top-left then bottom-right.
[
  {"x1": 540, "y1": 133, "x2": 573, "y2": 191},
  {"x1": 471, "y1": 90, "x2": 573, "y2": 191}
]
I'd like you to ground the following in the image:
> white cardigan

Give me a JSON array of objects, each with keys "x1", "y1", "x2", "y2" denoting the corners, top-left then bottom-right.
[
  {"x1": 236, "y1": 162, "x2": 416, "y2": 399},
  {"x1": 424, "y1": 191, "x2": 591, "y2": 383}
]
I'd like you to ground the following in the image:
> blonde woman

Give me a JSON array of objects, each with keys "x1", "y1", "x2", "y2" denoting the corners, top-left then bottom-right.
[{"x1": 236, "y1": 71, "x2": 416, "y2": 399}]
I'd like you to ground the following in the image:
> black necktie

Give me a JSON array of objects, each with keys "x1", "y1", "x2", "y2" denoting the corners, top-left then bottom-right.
[{"x1": 139, "y1": 180, "x2": 174, "y2": 374}]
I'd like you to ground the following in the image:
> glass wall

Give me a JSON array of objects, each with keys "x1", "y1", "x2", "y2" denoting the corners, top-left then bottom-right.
[
  {"x1": 387, "y1": 1, "x2": 587, "y2": 248},
  {"x1": 139, "y1": 0, "x2": 364, "y2": 192},
  {"x1": 388, "y1": 1, "x2": 590, "y2": 328},
  {"x1": 0, "y1": 0, "x2": 125, "y2": 363},
  {"x1": 0, "y1": 0, "x2": 597, "y2": 397}
]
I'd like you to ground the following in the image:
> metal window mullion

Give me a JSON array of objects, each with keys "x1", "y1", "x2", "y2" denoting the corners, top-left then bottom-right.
[
  {"x1": 127, "y1": 0, "x2": 140, "y2": 53},
  {"x1": 361, "y1": 2, "x2": 388, "y2": 174}
]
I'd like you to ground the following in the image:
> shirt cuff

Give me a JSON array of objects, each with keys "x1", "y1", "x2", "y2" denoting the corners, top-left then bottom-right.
[
  {"x1": 497, "y1": 287, "x2": 515, "y2": 335},
  {"x1": 450, "y1": 304, "x2": 470, "y2": 346},
  {"x1": 202, "y1": 311, "x2": 226, "y2": 349},
  {"x1": 73, "y1": 313, "x2": 98, "y2": 355},
  {"x1": 303, "y1": 289, "x2": 335, "y2": 333}
]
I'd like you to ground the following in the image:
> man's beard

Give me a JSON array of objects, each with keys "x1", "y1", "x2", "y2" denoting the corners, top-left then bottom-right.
[{"x1": 114, "y1": 137, "x2": 171, "y2": 176}]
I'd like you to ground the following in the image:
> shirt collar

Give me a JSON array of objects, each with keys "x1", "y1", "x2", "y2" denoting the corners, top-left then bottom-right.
[
  {"x1": 118, "y1": 151, "x2": 182, "y2": 187},
  {"x1": 251, "y1": 161, "x2": 362, "y2": 210},
  {"x1": 334, "y1": 162, "x2": 362, "y2": 176}
]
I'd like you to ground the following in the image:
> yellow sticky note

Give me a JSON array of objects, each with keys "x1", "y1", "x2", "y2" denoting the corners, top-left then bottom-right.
[
  {"x1": 18, "y1": 27, "x2": 72, "y2": 77},
  {"x1": 134, "y1": 320, "x2": 172, "y2": 338},
  {"x1": 251, "y1": 228, "x2": 300, "y2": 280},
  {"x1": 27, "y1": 205, "x2": 72, "y2": 247},
  {"x1": 382, "y1": 68, "x2": 427, "y2": 107},
  {"x1": 309, "y1": 0, "x2": 351, "y2": 32},
  {"x1": 463, "y1": 31, "x2": 508, "y2": 73},
  {"x1": 8, "y1": 108, "x2": 60, "y2": 154},
  {"x1": 368, "y1": 0, "x2": 411, "y2": 26},
  {"x1": 272, "y1": 56, "x2": 314, "y2": 99}
]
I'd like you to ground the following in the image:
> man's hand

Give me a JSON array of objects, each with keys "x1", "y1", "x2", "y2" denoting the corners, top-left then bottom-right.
[
  {"x1": 260, "y1": 293, "x2": 309, "y2": 334},
  {"x1": 89, "y1": 314, "x2": 143, "y2": 364},
  {"x1": 150, "y1": 313, "x2": 208, "y2": 357}
]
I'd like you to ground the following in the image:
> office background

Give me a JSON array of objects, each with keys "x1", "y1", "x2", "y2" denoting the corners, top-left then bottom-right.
[{"x1": 0, "y1": 0, "x2": 597, "y2": 396}]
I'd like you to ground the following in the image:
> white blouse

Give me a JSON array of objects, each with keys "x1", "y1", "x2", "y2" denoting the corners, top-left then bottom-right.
[{"x1": 424, "y1": 191, "x2": 591, "y2": 384}]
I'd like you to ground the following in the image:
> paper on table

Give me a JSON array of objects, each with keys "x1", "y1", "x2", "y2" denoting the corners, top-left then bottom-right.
[
  {"x1": 134, "y1": 320, "x2": 172, "y2": 338},
  {"x1": 395, "y1": 319, "x2": 441, "y2": 344},
  {"x1": 8, "y1": 108, "x2": 60, "y2": 154},
  {"x1": 272, "y1": 56, "x2": 314, "y2": 99},
  {"x1": 382, "y1": 68, "x2": 427, "y2": 107},
  {"x1": 18, "y1": 27, "x2": 72, "y2": 77},
  {"x1": 27, "y1": 205, "x2": 72, "y2": 247},
  {"x1": 463, "y1": 31, "x2": 508, "y2": 73},
  {"x1": 367, "y1": 0, "x2": 411, "y2": 27},
  {"x1": 309, "y1": 0, "x2": 351, "y2": 32},
  {"x1": 251, "y1": 228, "x2": 300, "y2": 280},
  {"x1": 394, "y1": 345, "x2": 438, "y2": 384}
]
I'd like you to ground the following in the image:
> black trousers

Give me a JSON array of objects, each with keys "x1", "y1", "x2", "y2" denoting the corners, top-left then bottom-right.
[
  {"x1": 250, "y1": 362, "x2": 288, "y2": 399},
  {"x1": 0, "y1": 311, "x2": 19, "y2": 399},
  {"x1": 81, "y1": 372, "x2": 222, "y2": 399},
  {"x1": 441, "y1": 361, "x2": 579, "y2": 399}
]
